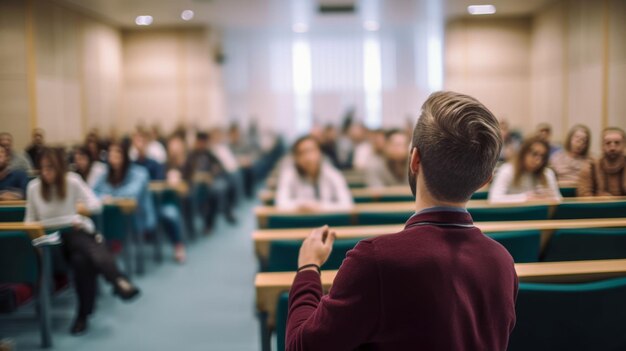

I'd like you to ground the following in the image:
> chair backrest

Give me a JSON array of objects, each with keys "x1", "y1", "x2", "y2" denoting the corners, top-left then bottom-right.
[
  {"x1": 487, "y1": 230, "x2": 541, "y2": 263},
  {"x1": 0, "y1": 206, "x2": 26, "y2": 222},
  {"x1": 0, "y1": 232, "x2": 39, "y2": 285},
  {"x1": 276, "y1": 291, "x2": 290, "y2": 351},
  {"x1": 542, "y1": 228, "x2": 626, "y2": 262},
  {"x1": 553, "y1": 201, "x2": 626, "y2": 219},
  {"x1": 508, "y1": 277, "x2": 626, "y2": 351},
  {"x1": 559, "y1": 187, "x2": 577, "y2": 198},
  {"x1": 266, "y1": 213, "x2": 352, "y2": 229},
  {"x1": 266, "y1": 238, "x2": 362, "y2": 272},
  {"x1": 101, "y1": 205, "x2": 128, "y2": 242},
  {"x1": 356, "y1": 211, "x2": 412, "y2": 225},
  {"x1": 471, "y1": 191, "x2": 488, "y2": 200},
  {"x1": 469, "y1": 205, "x2": 550, "y2": 222}
]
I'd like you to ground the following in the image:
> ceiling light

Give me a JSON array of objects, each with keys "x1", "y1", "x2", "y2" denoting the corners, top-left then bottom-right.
[
  {"x1": 135, "y1": 15, "x2": 153, "y2": 26},
  {"x1": 181, "y1": 10, "x2": 194, "y2": 21},
  {"x1": 467, "y1": 5, "x2": 496, "y2": 15},
  {"x1": 292, "y1": 23, "x2": 308, "y2": 33},
  {"x1": 363, "y1": 20, "x2": 379, "y2": 31}
]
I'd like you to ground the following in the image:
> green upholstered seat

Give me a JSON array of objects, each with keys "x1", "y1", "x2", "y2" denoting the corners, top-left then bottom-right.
[
  {"x1": 487, "y1": 230, "x2": 541, "y2": 263},
  {"x1": 266, "y1": 238, "x2": 362, "y2": 272},
  {"x1": 469, "y1": 205, "x2": 549, "y2": 222},
  {"x1": 542, "y1": 228, "x2": 626, "y2": 262},
  {"x1": 0, "y1": 206, "x2": 26, "y2": 222},
  {"x1": 553, "y1": 201, "x2": 626, "y2": 219},
  {"x1": 275, "y1": 292, "x2": 290, "y2": 351},
  {"x1": 508, "y1": 277, "x2": 626, "y2": 351},
  {"x1": 266, "y1": 214, "x2": 352, "y2": 229},
  {"x1": 0, "y1": 231, "x2": 38, "y2": 286},
  {"x1": 559, "y1": 187, "x2": 577, "y2": 198}
]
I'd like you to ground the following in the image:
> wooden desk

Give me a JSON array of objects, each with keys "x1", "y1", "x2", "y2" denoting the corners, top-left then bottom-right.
[
  {"x1": 149, "y1": 181, "x2": 189, "y2": 196},
  {"x1": 252, "y1": 218, "x2": 626, "y2": 262},
  {"x1": 255, "y1": 258, "x2": 626, "y2": 330},
  {"x1": 254, "y1": 196, "x2": 626, "y2": 228},
  {"x1": 0, "y1": 200, "x2": 27, "y2": 207}
]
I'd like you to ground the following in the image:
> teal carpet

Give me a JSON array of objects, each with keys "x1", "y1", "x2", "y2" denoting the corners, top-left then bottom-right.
[{"x1": 0, "y1": 199, "x2": 261, "y2": 351}]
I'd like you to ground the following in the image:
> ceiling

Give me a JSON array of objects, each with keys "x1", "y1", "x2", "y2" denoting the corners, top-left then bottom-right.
[{"x1": 58, "y1": 0, "x2": 557, "y2": 30}]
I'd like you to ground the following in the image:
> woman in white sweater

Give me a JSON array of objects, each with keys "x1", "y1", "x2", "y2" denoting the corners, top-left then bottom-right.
[
  {"x1": 25, "y1": 148, "x2": 140, "y2": 335},
  {"x1": 276, "y1": 136, "x2": 353, "y2": 211},
  {"x1": 488, "y1": 137, "x2": 562, "y2": 203}
]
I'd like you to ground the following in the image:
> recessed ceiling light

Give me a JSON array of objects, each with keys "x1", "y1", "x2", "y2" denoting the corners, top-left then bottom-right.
[
  {"x1": 292, "y1": 23, "x2": 308, "y2": 33},
  {"x1": 363, "y1": 20, "x2": 379, "y2": 31},
  {"x1": 467, "y1": 5, "x2": 496, "y2": 15},
  {"x1": 181, "y1": 10, "x2": 194, "y2": 21},
  {"x1": 135, "y1": 15, "x2": 153, "y2": 26}
]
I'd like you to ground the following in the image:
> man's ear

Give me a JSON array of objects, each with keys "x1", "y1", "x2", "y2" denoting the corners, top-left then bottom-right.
[{"x1": 410, "y1": 147, "x2": 420, "y2": 174}]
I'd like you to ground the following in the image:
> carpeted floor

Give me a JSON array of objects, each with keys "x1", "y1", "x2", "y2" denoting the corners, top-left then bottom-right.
[{"x1": 0, "y1": 198, "x2": 261, "y2": 351}]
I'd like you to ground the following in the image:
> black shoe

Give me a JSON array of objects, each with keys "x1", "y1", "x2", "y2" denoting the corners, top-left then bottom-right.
[
  {"x1": 113, "y1": 279, "x2": 141, "y2": 302},
  {"x1": 70, "y1": 315, "x2": 88, "y2": 336}
]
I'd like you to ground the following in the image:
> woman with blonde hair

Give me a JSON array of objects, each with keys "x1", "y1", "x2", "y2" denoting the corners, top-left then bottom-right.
[{"x1": 550, "y1": 124, "x2": 593, "y2": 184}]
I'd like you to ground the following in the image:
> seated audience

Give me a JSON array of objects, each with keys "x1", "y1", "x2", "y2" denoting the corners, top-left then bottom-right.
[
  {"x1": 132, "y1": 131, "x2": 165, "y2": 180},
  {"x1": 94, "y1": 142, "x2": 157, "y2": 241},
  {"x1": 183, "y1": 132, "x2": 236, "y2": 230},
  {"x1": 319, "y1": 124, "x2": 339, "y2": 167},
  {"x1": 276, "y1": 135, "x2": 353, "y2": 211},
  {"x1": 229, "y1": 124, "x2": 258, "y2": 198},
  {"x1": 489, "y1": 136, "x2": 562, "y2": 203},
  {"x1": 498, "y1": 119, "x2": 522, "y2": 163},
  {"x1": 25, "y1": 128, "x2": 45, "y2": 170},
  {"x1": 132, "y1": 131, "x2": 187, "y2": 263},
  {"x1": 0, "y1": 132, "x2": 33, "y2": 172},
  {"x1": 0, "y1": 145, "x2": 28, "y2": 200},
  {"x1": 350, "y1": 123, "x2": 372, "y2": 170},
  {"x1": 550, "y1": 124, "x2": 593, "y2": 184},
  {"x1": 577, "y1": 127, "x2": 626, "y2": 196},
  {"x1": 366, "y1": 129, "x2": 410, "y2": 188},
  {"x1": 129, "y1": 127, "x2": 167, "y2": 164},
  {"x1": 535, "y1": 123, "x2": 561, "y2": 156},
  {"x1": 73, "y1": 147, "x2": 107, "y2": 188},
  {"x1": 25, "y1": 147, "x2": 139, "y2": 335}
]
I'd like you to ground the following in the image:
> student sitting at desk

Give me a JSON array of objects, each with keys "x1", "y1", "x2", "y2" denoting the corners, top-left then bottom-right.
[
  {"x1": 0, "y1": 145, "x2": 28, "y2": 201},
  {"x1": 276, "y1": 135, "x2": 353, "y2": 211},
  {"x1": 25, "y1": 147, "x2": 139, "y2": 336},
  {"x1": 94, "y1": 142, "x2": 156, "y2": 243},
  {"x1": 550, "y1": 124, "x2": 593, "y2": 184},
  {"x1": 489, "y1": 136, "x2": 562, "y2": 203},
  {"x1": 578, "y1": 127, "x2": 626, "y2": 197},
  {"x1": 365, "y1": 129, "x2": 410, "y2": 188},
  {"x1": 73, "y1": 146, "x2": 107, "y2": 188}
]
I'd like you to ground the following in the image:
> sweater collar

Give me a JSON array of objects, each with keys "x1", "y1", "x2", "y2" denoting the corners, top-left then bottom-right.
[{"x1": 405, "y1": 207, "x2": 474, "y2": 229}]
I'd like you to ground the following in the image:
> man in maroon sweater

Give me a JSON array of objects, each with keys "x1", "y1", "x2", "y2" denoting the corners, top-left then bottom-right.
[{"x1": 286, "y1": 91, "x2": 518, "y2": 350}]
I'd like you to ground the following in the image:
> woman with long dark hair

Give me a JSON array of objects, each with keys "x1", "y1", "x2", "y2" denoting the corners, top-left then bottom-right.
[
  {"x1": 24, "y1": 147, "x2": 140, "y2": 335},
  {"x1": 94, "y1": 142, "x2": 157, "y2": 247},
  {"x1": 73, "y1": 146, "x2": 107, "y2": 188},
  {"x1": 489, "y1": 136, "x2": 562, "y2": 203}
]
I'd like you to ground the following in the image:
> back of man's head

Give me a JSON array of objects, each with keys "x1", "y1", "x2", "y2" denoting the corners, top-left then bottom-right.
[{"x1": 412, "y1": 91, "x2": 502, "y2": 202}]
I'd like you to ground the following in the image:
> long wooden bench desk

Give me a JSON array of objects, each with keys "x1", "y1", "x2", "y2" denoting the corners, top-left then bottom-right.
[
  {"x1": 253, "y1": 217, "x2": 626, "y2": 262},
  {"x1": 255, "y1": 196, "x2": 626, "y2": 228},
  {"x1": 255, "y1": 258, "x2": 626, "y2": 348}
]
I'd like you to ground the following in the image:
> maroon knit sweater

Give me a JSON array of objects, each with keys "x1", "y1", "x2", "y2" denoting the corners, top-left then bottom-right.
[{"x1": 286, "y1": 210, "x2": 518, "y2": 351}]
